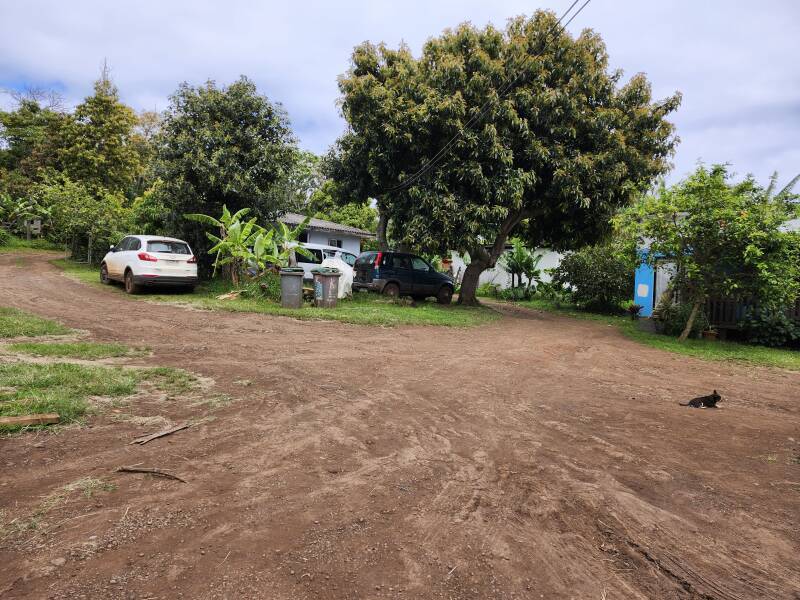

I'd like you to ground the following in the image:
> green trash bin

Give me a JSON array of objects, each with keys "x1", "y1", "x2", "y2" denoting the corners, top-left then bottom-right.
[
  {"x1": 279, "y1": 267, "x2": 305, "y2": 308},
  {"x1": 311, "y1": 267, "x2": 341, "y2": 308}
]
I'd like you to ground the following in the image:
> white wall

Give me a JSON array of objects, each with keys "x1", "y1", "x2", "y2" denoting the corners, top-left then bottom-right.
[
  {"x1": 307, "y1": 230, "x2": 363, "y2": 255},
  {"x1": 449, "y1": 248, "x2": 563, "y2": 289}
]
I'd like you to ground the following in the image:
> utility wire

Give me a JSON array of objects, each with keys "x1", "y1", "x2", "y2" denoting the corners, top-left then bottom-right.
[{"x1": 386, "y1": 0, "x2": 592, "y2": 194}]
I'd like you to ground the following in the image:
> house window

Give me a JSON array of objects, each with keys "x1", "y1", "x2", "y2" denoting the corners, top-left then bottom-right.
[
  {"x1": 328, "y1": 238, "x2": 342, "y2": 248},
  {"x1": 298, "y1": 231, "x2": 308, "y2": 243}
]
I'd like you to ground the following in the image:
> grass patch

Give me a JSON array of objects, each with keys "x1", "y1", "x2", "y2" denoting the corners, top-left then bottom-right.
[
  {"x1": 138, "y1": 366, "x2": 198, "y2": 395},
  {"x1": 515, "y1": 297, "x2": 800, "y2": 371},
  {"x1": 0, "y1": 362, "x2": 139, "y2": 430},
  {"x1": 53, "y1": 259, "x2": 498, "y2": 327},
  {"x1": 51, "y1": 258, "x2": 99, "y2": 286},
  {"x1": 0, "y1": 363, "x2": 200, "y2": 432},
  {"x1": 0, "y1": 235, "x2": 62, "y2": 254},
  {"x1": 0, "y1": 307, "x2": 71, "y2": 338},
  {"x1": 8, "y1": 341, "x2": 144, "y2": 359}
]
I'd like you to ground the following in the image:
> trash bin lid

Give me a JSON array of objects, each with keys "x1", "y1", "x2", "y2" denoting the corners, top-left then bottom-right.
[
  {"x1": 310, "y1": 267, "x2": 341, "y2": 275},
  {"x1": 280, "y1": 267, "x2": 305, "y2": 274}
]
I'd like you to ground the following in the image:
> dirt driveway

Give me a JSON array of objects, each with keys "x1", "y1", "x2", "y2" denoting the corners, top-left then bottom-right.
[{"x1": 1, "y1": 252, "x2": 799, "y2": 599}]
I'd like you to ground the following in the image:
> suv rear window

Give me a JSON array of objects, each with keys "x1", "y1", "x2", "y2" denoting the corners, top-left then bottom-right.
[
  {"x1": 147, "y1": 241, "x2": 191, "y2": 254},
  {"x1": 355, "y1": 252, "x2": 377, "y2": 266}
]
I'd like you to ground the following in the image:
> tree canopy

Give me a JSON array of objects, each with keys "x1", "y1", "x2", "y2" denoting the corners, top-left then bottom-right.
[
  {"x1": 155, "y1": 76, "x2": 297, "y2": 273},
  {"x1": 332, "y1": 11, "x2": 681, "y2": 303}
]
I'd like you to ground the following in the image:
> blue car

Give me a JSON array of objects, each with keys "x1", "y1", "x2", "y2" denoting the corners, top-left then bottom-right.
[{"x1": 352, "y1": 251, "x2": 454, "y2": 304}]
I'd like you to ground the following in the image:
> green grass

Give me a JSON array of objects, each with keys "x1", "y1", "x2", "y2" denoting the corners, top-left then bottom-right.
[
  {"x1": 52, "y1": 258, "x2": 99, "y2": 285},
  {"x1": 53, "y1": 259, "x2": 498, "y2": 327},
  {"x1": 0, "y1": 235, "x2": 62, "y2": 253},
  {"x1": 0, "y1": 362, "x2": 139, "y2": 429},
  {"x1": 8, "y1": 341, "x2": 144, "y2": 359},
  {"x1": 0, "y1": 307, "x2": 72, "y2": 338},
  {"x1": 515, "y1": 297, "x2": 800, "y2": 371},
  {"x1": 0, "y1": 363, "x2": 198, "y2": 432}
]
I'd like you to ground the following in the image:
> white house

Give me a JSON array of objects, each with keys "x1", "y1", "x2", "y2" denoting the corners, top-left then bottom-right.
[
  {"x1": 448, "y1": 247, "x2": 564, "y2": 289},
  {"x1": 278, "y1": 213, "x2": 375, "y2": 255}
]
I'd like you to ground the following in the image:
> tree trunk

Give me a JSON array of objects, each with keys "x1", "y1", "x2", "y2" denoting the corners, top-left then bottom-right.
[
  {"x1": 457, "y1": 209, "x2": 527, "y2": 306},
  {"x1": 458, "y1": 255, "x2": 489, "y2": 306},
  {"x1": 376, "y1": 208, "x2": 388, "y2": 251},
  {"x1": 678, "y1": 299, "x2": 702, "y2": 341}
]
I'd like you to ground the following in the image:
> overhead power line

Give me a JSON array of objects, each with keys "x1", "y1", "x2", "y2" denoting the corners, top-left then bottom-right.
[{"x1": 386, "y1": 0, "x2": 592, "y2": 194}]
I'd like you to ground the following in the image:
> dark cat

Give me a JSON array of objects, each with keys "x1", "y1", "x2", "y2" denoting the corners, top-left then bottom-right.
[{"x1": 680, "y1": 390, "x2": 721, "y2": 408}]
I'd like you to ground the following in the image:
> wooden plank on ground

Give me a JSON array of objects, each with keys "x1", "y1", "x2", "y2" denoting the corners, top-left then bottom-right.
[{"x1": 0, "y1": 413, "x2": 60, "y2": 426}]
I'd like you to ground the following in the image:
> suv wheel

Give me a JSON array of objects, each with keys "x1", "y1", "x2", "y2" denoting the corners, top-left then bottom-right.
[
  {"x1": 436, "y1": 285, "x2": 453, "y2": 305},
  {"x1": 383, "y1": 282, "x2": 400, "y2": 298},
  {"x1": 100, "y1": 263, "x2": 111, "y2": 285},
  {"x1": 124, "y1": 270, "x2": 140, "y2": 295}
]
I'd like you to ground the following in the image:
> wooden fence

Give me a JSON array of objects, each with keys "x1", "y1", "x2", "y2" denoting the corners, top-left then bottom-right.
[{"x1": 705, "y1": 297, "x2": 800, "y2": 329}]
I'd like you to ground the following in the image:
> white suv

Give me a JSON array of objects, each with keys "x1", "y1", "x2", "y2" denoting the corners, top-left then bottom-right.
[{"x1": 100, "y1": 235, "x2": 198, "y2": 294}]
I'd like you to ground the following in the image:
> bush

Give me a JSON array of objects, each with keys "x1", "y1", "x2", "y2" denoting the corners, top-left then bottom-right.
[
  {"x1": 551, "y1": 244, "x2": 634, "y2": 311},
  {"x1": 499, "y1": 286, "x2": 532, "y2": 301},
  {"x1": 740, "y1": 308, "x2": 800, "y2": 348},
  {"x1": 240, "y1": 271, "x2": 281, "y2": 302},
  {"x1": 0, "y1": 228, "x2": 10, "y2": 247},
  {"x1": 659, "y1": 302, "x2": 710, "y2": 338},
  {"x1": 476, "y1": 282, "x2": 501, "y2": 297}
]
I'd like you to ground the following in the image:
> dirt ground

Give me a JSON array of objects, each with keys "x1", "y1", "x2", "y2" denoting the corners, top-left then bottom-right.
[{"x1": 0, "y1": 252, "x2": 798, "y2": 600}]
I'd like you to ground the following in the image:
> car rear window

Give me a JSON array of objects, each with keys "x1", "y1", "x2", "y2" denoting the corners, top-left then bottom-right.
[
  {"x1": 147, "y1": 241, "x2": 191, "y2": 254},
  {"x1": 299, "y1": 249, "x2": 323, "y2": 264},
  {"x1": 355, "y1": 252, "x2": 377, "y2": 266}
]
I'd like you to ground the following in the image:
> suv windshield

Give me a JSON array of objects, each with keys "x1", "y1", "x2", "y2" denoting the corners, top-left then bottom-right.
[{"x1": 147, "y1": 241, "x2": 191, "y2": 254}]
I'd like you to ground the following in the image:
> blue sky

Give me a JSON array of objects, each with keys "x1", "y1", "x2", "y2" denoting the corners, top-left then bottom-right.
[{"x1": 1, "y1": 0, "x2": 798, "y2": 186}]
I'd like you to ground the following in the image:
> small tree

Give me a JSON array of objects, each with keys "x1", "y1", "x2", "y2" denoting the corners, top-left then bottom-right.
[
  {"x1": 551, "y1": 243, "x2": 635, "y2": 311},
  {"x1": 156, "y1": 77, "x2": 297, "y2": 275},
  {"x1": 500, "y1": 238, "x2": 542, "y2": 293},
  {"x1": 618, "y1": 165, "x2": 800, "y2": 340},
  {"x1": 185, "y1": 206, "x2": 310, "y2": 286}
]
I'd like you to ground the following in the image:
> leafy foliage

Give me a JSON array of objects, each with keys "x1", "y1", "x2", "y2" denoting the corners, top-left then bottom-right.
[
  {"x1": 499, "y1": 239, "x2": 543, "y2": 294},
  {"x1": 56, "y1": 72, "x2": 141, "y2": 196},
  {"x1": 156, "y1": 77, "x2": 297, "y2": 275},
  {"x1": 658, "y1": 300, "x2": 710, "y2": 338},
  {"x1": 552, "y1": 243, "x2": 636, "y2": 311},
  {"x1": 618, "y1": 165, "x2": 800, "y2": 339},
  {"x1": 740, "y1": 307, "x2": 800, "y2": 348},
  {"x1": 333, "y1": 11, "x2": 680, "y2": 303},
  {"x1": 185, "y1": 205, "x2": 310, "y2": 285}
]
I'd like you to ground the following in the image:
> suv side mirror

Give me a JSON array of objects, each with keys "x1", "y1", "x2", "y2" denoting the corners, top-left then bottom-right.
[{"x1": 109, "y1": 245, "x2": 116, "y2": 252}]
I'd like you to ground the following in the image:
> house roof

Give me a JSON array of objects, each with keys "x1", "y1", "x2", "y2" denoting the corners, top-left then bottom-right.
[{"x1": 278, "y1": 212, "x2": 375, "y2": 239}]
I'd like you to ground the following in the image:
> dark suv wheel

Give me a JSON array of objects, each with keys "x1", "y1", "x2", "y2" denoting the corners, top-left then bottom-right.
[
  {"x1": 383, "y1": 282, "x2": 400, "y2": 298},
  {"x1": 437, "y1": 285, "x2": 453, "y2": 305},
  {"x1": 100, "y1": 263, "x2": 111, "y2": 285}
]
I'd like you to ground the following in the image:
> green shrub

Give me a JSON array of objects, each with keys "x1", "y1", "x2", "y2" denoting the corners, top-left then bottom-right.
[
  {"x1": 240, "y1": 271, "x2": 281, "y2": 302},
  {"x1": 740, "y1": 308, "x2": 799, "y2": 348},
  {"x1": 551, "y1": 244, "x2": 634, "y2": 311},
  {"x1": 476, "y1": 283, "x2": 501, "y2": 297},
  {"x1": 499, "y1": 286, "x2": 532, "y2": 301},
  {"x1": 0, "y1": 228, "x2": 10, "y2": 247},
  {"x1": 659, "y1": 302, "x2": 710, "y2": 338}
]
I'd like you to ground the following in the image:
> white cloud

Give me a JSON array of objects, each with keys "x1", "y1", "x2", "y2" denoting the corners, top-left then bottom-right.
[{"x1": 1, "y1": 0, "x2": 798, "y2": 185}]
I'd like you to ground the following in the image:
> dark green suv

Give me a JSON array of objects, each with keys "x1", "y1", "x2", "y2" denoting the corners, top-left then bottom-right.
[{"x1": 352, "y1": 251, "x2": 454, "y2": 304}]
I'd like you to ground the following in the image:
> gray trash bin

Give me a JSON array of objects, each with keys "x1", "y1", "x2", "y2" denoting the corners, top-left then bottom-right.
[
  {"x1": 279, "y1": 268, "x2": 305, "y2": 308},
  {"x1": 311, "y1": 267, "x2": 341, "y2": 308}
]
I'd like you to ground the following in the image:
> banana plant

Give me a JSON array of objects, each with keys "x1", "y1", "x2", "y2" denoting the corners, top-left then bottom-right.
[
  {"x1": 185, "y1": 208, "x2": 314, "y2": 285},
  {"x1": 185, "y1": 205, "x2": 260, "y2": 285}
]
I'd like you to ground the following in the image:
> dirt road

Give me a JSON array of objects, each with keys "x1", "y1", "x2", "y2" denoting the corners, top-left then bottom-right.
[{"x1": 1, "y1": 252, "x2": 799, "y2": 599}]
